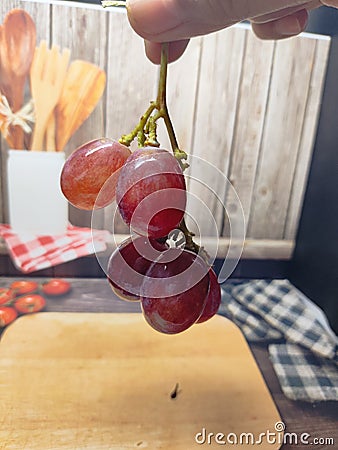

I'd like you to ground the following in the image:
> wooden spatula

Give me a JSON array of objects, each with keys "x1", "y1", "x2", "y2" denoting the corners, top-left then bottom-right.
[
  {"x1": 55, "y1": 60, "x2": 106, "y2": 152},
  {"x1": 30, "y1": 41, "x2": 70, "y2": 151},
  {"x1": 0, "y1": 9, "x2": 36, "y2": 149}
]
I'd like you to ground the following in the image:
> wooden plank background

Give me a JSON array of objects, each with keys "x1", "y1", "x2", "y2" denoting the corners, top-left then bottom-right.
[{"x1": 0, "y1": 0, "x2": 331, "y2": 260}]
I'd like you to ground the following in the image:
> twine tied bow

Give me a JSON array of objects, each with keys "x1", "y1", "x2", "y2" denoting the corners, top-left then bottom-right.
[{"x1": 0, "y1": 95, "x2": 35, "y2": 139}]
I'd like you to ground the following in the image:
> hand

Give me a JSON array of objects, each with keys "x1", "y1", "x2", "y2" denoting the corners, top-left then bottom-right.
[{"x1": 126, "y1": 0, "x2": 338, "y2": 63}]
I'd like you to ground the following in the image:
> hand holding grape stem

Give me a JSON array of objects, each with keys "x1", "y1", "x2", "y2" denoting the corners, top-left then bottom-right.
[{"x1": 124, "y1": 0, "x2": 338, "y2": 63}]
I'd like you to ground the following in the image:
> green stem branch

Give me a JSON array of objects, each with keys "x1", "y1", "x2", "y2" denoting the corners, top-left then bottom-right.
[
  {"x1": 157, "y1": 43, "x2": 168, "y2": 108},
  {"x1": 119, "y1": 102, "x2": 156, "y2": 146},
  {"x1": 101, "y1": 1, "x2": 126, "y2": 8}
]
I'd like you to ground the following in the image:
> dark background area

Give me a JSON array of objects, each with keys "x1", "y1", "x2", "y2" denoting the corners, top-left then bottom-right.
[
  {"x1": 288, "y1": 7, "x2": 338, "y2": 334},
  {"x1": 307, "y1": 6, "x2": 338, "y2": 35},
  {"x1": 289, "y1": 36, "x2": 338, "y2": 335}
]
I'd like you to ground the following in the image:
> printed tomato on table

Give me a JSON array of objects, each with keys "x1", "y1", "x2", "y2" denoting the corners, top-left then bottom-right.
[
  {"x1": 42, "y1": 279, "x2": 71, "y2": 296},
  {"x1": 0, "y1": 307, "x2": 17, "y2": 327},
  {"x1": 0, "y1": 288, "x2": 13, "y2": 305},
  {"x1": 14, "y1": 294, "x2": 46, "y2": 314},
  {"x1": 9, "y1": 280, "x2": 39, "y2": 295}
]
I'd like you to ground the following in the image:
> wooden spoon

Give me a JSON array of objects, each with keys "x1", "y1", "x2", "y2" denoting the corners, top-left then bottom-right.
[
  {"x1": 30, "y1": 41, "x2": 70, "y2": 151},
  {"x1": 55, "y1": 60, "x2": 106, "y2": 152},
  {"x1": 0, "y1": 9, "x2": 36, "y2": 149}
]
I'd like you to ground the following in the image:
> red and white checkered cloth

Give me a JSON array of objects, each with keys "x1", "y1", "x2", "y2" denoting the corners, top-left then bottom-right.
[{"x1": 0, "y1": 224, "x2": 110, "y2": 273}]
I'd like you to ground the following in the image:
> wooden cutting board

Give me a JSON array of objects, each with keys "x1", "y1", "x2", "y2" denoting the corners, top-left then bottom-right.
[{"x1": 0, "y1": 313, "x2": 282, "y2": 449}]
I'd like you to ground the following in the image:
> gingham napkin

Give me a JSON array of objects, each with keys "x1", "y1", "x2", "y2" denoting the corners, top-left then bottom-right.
[
  {"x1": 0, "y1": 224, "x2": 109, "y2": 273},
  {"x1": 220, "y1": 279, "x2": 338, "y2": 402}
]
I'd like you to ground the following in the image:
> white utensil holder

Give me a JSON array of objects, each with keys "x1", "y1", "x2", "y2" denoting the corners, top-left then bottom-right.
[{"x1": 6, "y1": 150, "x2": 68, "y2": 235}]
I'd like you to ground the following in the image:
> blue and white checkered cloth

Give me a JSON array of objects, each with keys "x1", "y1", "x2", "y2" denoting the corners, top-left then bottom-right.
[{"x1": 220, "y1": 279, "x2": 338, "y2": 402}]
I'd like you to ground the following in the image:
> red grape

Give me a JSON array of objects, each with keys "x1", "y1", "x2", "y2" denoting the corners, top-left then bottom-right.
[
  {"x1": 107, "y1": 236, "x2": 168, "y2": 301},
  {"x1": 196, "y1": 268, "x2": 221, "y2": 323},
  {"x1": 116, "y1": 147, "x2": 186, "y2": 238},
  {"x1": 60, "y1": 138, "x2": 131, "y2": 210},
  {"x1": 141, "y1": 249, "x2": 210, "y2": 334}
]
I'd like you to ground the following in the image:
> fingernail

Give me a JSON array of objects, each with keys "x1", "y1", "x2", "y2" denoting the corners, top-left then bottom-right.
[
  {"x1": 274, "y1": 10, "x2": 308, "y2": 36},
  {"x1": 275, "y1": 17, "x2": 302, "y2": 36}
]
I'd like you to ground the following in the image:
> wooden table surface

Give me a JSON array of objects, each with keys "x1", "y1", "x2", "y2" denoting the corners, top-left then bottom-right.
[{"x1": 0, "y1": 277, "x2": 337, "y2": 450}]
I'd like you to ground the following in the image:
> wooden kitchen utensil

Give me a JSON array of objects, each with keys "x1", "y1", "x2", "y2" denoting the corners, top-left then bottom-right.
[
  {"x1": 30, "y1": 41, "x2": 70, "y2": 151},
  {"x1": 55, "y1": 60, "x2": 106, "y2": 152},
  {"x1": 0, "y1": 9, "x2": 36, "y2": 149},
  {"x1": 0, "y1": 313, "x2": 282, "y2": 449},
  {"x1": 45, "y1": 112, "x2": 56, "y2": 151}
]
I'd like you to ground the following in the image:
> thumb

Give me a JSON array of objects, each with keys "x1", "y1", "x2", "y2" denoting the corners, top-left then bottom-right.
[
  {"x1": 126, "y1": 0, "x2": 316, "y2": 42},
  {"x1": 126, "y1": 0, "x2": 240, "y2": 41}
]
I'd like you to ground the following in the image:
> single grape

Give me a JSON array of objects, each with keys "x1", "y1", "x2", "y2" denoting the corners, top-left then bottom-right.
[
  {"x1": 196, "y1": 268, "x2": 221, "y2": 323},
  {"x1": 107, "y1": 236, "x2": 168, "y2": 301},
  {"x1": 60, "y1": 138, "x2": 131, "y2": 210},
  {"x1": 141, "y1": 249, "x2": 210, "y2": 334},
  {"x1": 116, "y1": 147, "x2": 186, "y2": 238}
]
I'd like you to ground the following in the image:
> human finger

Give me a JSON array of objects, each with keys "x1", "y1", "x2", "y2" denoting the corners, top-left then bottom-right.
[
  {"x1": 252, "y1": 9, "x2": 309, "y2": 39},
  {"x1": 126, "y1": 0, "x2": 316, "y2": 42},
  {"x1": 144, "y1": 39, "x2": 190, "y2": 64},
  {"x1": 250, "y1": 0, "x2": 320, "y2": 23}
]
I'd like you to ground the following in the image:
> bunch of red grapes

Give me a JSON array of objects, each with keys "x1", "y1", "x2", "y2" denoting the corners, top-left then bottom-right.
[{"x1": 61, "y1": 138, "x2": 221, "y2": 334}]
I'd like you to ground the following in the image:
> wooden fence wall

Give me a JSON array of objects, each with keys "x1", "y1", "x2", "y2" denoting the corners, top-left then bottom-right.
[{"x1": 0, "y1": 0, "x2": 331, "y2": 259}]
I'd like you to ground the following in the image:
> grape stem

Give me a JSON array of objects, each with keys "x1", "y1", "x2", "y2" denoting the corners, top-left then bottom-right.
[
  {"x1": 156, "y1": 44, "x2": 188, "y2": 166},
  {"x1": 118, "y1": 42, "x2": 206, "y2": 259},
  {"x1": 156, "y1": 44, "x2": 179, "y2": 153},
  {"x1": 119, "y1": 102, "x2": 156, "y2": 147},
  {"x1": 155, "y1": 44, "x2": 207, "y2": 259},
  {"x1": 119, "y1": 44, "x2": 187, "y2": 166}
]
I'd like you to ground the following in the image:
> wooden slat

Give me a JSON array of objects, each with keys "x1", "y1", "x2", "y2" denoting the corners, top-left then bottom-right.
[
  {"x1": 284, "y1": 36, "x2": 330, "y2": 239},
  {"x1": 156, "y1": 37, "x2": 202, "y2": 154},
  {"x1": 51, "y1": 2, "x2": 107, "y2": 228},
  {"x1": 186, "y1": 26, "x2": 246, "y2": 236},
  {"x1": 105, "y1": 10, "x2": 156, "y2": 143},
  {"x1": 223, "y1": 34, "x2": 275, "y2": 236},
  {"x1": 104, "y1": 10, "x2": 157, "y2": 234},
  {"x1": 18, "y1": 0, "x2": 50, "y2": 43},
  {"x1": 247, "y1": 36, "x2": 317, "y2": 239},
  {"x1": 51, "y1": 2, "x2": 107, "y2": 155},
  {"x1": 2, "y1": 233, "x2": 295, "y2": 262}
]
